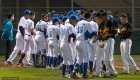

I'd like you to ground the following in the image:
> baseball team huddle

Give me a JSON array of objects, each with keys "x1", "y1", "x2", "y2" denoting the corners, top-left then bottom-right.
[{"x1": 5, "y1": 9, "x2": 139, "y2": 79}]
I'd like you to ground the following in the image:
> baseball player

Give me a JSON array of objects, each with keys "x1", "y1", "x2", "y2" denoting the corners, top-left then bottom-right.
[
  {"x1": 71, "y1": 12, "x2": 97, "y2": 79},
  {"x1": 101, "y1": 12, "x2": 117, "y2": 78},
  {"x1": 17, "y1": 11, "x2": 36, "y2": 66},
  {"x1": 60, "y1": 16, "x2": 76, "y2": 78},
  {"x1": 47, "y1": 17, "x2": 60, "y2": 69},
  {"x1": 88, "y1": 13, "x2": 98, "y2": 74},
  {"x1": 34, "y1": 13, "x2": 48, "y2": 67},
  {"x1": 92, "y1": 12, "x2": 106, "y2": 77},
  {"x1": 119, "y1": 14, "x2": 139, "y2": 74},
  {"x1": 6, "y1": 10, "x2": 31, "y2": 66}
]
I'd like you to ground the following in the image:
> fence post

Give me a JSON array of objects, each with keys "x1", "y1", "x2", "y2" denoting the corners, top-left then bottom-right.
[
  {"x1": 46, "y1": 0, "x2": 49, "y2": 12},
  {"x1": 132, "y1": 0, "x2": 134, "y2": 29},
  {"x1": 0, "y1": 0, "x2": 1, "y2": 30},
  {"x1": 16, "y1": 0, "x2": 19, "y2": 28},
  {"x1": 71, "y1": 0, "x2": 73, "y2": 10}
]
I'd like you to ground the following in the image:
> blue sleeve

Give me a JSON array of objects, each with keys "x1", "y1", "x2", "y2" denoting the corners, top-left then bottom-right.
[
  {"x1": 19, "y1": 26, "x2": 25, "y2": 36},
  {"x1": 70, "y1": 33, "x2": 76, "y2": 39},
  {"x1": 91, "y1": 31, "x2": 97, "y2": 36},
  {"x1": 85, "y1": 31, "x2": 93, "y2": 39}
]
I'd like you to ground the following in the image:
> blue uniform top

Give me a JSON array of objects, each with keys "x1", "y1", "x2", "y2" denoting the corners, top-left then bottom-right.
[{"x1": 2, "y1": 19, "x2": 14, "y2": 41}]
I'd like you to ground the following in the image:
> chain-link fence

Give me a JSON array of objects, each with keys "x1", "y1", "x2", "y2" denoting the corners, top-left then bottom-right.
[{"x1": 0, "y1": 0, "x2": 140, "y2": 29}]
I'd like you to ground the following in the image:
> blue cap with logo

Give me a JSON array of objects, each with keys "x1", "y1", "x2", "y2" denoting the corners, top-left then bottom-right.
[
  {"x1": 52, "y1": 17, "x2": 60, "y2": 23},
  {"x1": 24, "y1": 10, "x2": 31, "y2": 15},
  {"x1": 75, "y1": 10, "x2": 81, "y2": 15},
  {"x1": 69, "y1": 14, "x2": 79, "y2": 21},
  {"x1": 62, "y1": 16, "x2": 68, "y2": 21}
]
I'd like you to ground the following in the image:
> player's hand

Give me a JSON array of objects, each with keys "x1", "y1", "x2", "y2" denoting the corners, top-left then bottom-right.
[
  {"x1": 100, "y1": 43, "x2": 104, "y2": 48},
  {"x1": 22, "y1": 36, "x2": 24, "y2": 39},
  {"x1": 1, "y1": 36, "x2": 3, "y2": 40},
  {"x1": 93, "y1": 37, "x2": 98, "y2": 43}
]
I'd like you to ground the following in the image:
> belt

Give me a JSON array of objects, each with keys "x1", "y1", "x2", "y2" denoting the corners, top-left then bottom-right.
[{"x1": 25, "y1": 34, "x2": 30, "y2": 36}]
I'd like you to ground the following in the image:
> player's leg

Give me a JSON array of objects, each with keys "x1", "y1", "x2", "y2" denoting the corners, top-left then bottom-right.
[
  {"x1": 18, "y1": 35, "x2": 30, "y2": 65},
  {"x1": 80, "y1": 41, "x2": 89, "y2": 78},
  {"x1": 38, "y1": 37, "x2": 46, "y2": 66},
  {"x1": 125, "y1": 39, "x2": 139, "y2": 73},
  {"x1": 94, "y1": 45, "x2": 103, "y2": 77},
  {"x1": 71, "y1": 41, "x2": 82, "y2": 78},
  {"x1": 120, "y1": 40, "x2": 129, "y2": 73},
  {"x1": 104, "y1": 38, "x2": 117, "y2": 77},
  {"x1": 52, "y1": 40, "x2": 58, "y2": 69}
]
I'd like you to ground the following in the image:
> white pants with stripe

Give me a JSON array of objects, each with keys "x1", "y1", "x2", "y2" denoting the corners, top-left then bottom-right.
[
  {"x1": 7, "y1": 32, "x2": 24, "y2": 62},
  {"x1": 120, "y1": 39, "x2": 139, "y2": 72},
  {"x1": 104, "y1": 38, "x2": 117, "y2": 75},
  {"x1": 60, "y1": 42, "x2": 73, "y2": 65}
]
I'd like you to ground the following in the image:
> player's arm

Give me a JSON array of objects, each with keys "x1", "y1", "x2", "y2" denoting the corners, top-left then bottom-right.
[
  {"x1": 56, "y1": 27, "x2": 60, "y2": 40},
  {"x1": 85, "y1": 23, "x2": 98, "y2": 39},
  {"x1": 19, "y1": 26, "x2": 25, "y2": 37},
  {"x1": 30, "y1": 22, "x2": 36, "y2": 35},
  {"x1": 69, "y1": 26, "x2": 76, "y2": 41}
]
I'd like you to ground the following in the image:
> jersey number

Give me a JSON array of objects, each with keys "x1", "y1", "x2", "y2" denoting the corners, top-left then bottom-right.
[
  {"x1": 77, "y1": 26, "x2": 83, "y2": 33},
  {"x1": 36, "y1": 25, "x2": 41, "y2": 31},
  {"x1": 49, "y1": 29, "x2": 54, "y2": 37},
  {"x1": 61, "y1": 29, "x2": 66, "y2": 35}
]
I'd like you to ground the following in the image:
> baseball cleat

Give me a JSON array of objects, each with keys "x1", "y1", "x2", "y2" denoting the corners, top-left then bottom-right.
[
  {"x1": 83, "y1": 75, "x2": 89, "y2": 79},
  {"x1": 121, "y1": 71, "x2": 129, "y2": 74},
  {"x1": 24, "y1": 63, "x2": 33, "y2": 66},
  {"x1": 133, "y1": 69, "x2": 139, "y2": 74},
  {"x1": 91, "y1": 75, "x2": 100, "y2": 78},
  {"x1": 7, "y1": 61, "x2": 14, "y2": 66},
  {"x1": 110, "y1": 74, "x2": 117, "y2": 78},
  {"x1": 89, "y1": 72, "x2": 94, "y2": 74},
  {"x1": 61, "y1": 75, "x2": 68, "y2": 78}
]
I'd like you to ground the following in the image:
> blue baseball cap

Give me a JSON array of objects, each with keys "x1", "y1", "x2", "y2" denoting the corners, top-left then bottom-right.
[
  {"x1": 92, "y1": 12, "x2": 97, "y2": 17},
  {"x1": 24, "y1": 10, "x2": 31, "y2": 15},
  {"x1": 68, "y1": 10, "x2": 75, "y2": 16},
  {"x1": 52, "y1": 17, "x2": 60, "y2": 23},
  {"x1": 108, "y1": 14, "x2": 114, "y2": 21},
  {"x1": 62, "y1": 16, "x2": 68, "y2": 21},
  {"x1": 59, "y1": 15, "x2": 64, "y2": 20},
  {"x1": 53, "y1": 14, "x2": 59, "y2": 17},
  {"x1": 79, "y1": 17, "x2": 84, "y2": 21},
  {"x1": 69, "y1": 14, "x2": 79, "y2": 21},
  {"x1": 75, "y1": 10, "x2": 81, "y2": 15}
]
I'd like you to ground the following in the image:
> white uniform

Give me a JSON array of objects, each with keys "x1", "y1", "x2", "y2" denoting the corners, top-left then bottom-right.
[
  {"x1": 75, "y1": 20, "x2": 94, "y2": 64},
  {"x1": 7, "y1": 16, "x2": 28, "y2": 62},
  {"x1": 22, "y1": 19, "x2": 35, "y2": 64},
  {"x1": 46, "y1": 21, "x2": 52, "y2": 57},
  {"x1": 60, "y1": 23, "x2": 74, "y2": 65},
  {"x1": 35, "y1": 20, "x2": 48, "y2": 54},
  {"x1": 47, "y1": 24, "x2": 60, "y2": 68},
  {"x1": 120, "y1": 23, "x2": 139, "y2": 73}
]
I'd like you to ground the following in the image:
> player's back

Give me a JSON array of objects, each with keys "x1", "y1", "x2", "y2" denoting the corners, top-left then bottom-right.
[
  {"x1": 75, "y1": 20, "x2": 93, "y2": 40},
  {"x1": 60, "y1": 23, "x2": 73, "y2": 43},
  {"x1": 47, "y1": 24, "x2": 60, "y2": 40},
  {"x1": 24, "y1": 19, "x2": 34, "y2": 35},
  {"x1": 90, "y1": 21, "x2": 98, "y2": 32},
  {"x1": 17, "y1": 16, "x2": 28, "y2": 32},
  {"x1": 35, "y1": 20, "x2": 48, "y2": 35}
]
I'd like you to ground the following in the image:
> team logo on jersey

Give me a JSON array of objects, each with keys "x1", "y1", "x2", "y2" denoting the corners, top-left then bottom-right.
[
  {"x1": 103, "y1": 27, "x2": 110, "y2": 34},
  {"x1": 121, "y1": 26, "x2": 127, "y2": 32},
  {"x1": 127, "y1": 28, "x2": 132, "y2": 32},
  {"x1": 98, "y1": 29, "x2": 103, "y2": 35}
]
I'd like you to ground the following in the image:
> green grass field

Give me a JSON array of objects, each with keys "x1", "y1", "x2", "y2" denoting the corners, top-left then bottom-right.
[
  {"x1": 0, "y1": 68, "x2": 140, "y2": 80},
  {"x1": 0, "y1": 55, "x2": 140, "y2": 80}
]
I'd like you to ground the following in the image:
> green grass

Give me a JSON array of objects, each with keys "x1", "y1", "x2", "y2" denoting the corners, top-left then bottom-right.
[
  {"x1": 0, "y1": 55, "x2": 140, "y2": 61},
  {"x1": 0, "y1": 68, "x2": 140, "y2": 80}
]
